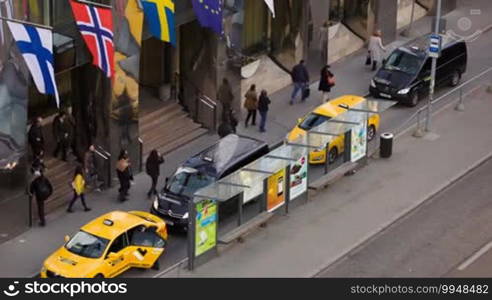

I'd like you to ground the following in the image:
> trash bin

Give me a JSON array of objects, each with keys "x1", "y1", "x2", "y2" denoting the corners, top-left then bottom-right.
[{"x1": 380, "y1": 132, "x2": 394, "y2": 158}]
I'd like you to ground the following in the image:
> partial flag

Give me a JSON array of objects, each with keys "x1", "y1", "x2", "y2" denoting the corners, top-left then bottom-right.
[
  {"x1": 191, "y1": 0, "x2": 222, "y2": 35},
  {"x1": 70, "y1": 0, "x2": 114, "y2": 78},
  {"x1": 7, "y1": 21, "x2": 59, "y2": 107},
  {"x1": 264, "y1": 0, "x2": 275, "y2": 18},
  {"x1": 142, "y1": 0, "x2": 176, "y2": 46}
]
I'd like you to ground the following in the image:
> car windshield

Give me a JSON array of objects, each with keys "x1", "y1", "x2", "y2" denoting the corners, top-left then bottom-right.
[
  {"x1": 65, "y1": 231, "x2": 109, "y2": 259},
  {"x1": 167, "y1": 169, "x2": 215, "y2": 198},
  {"x1": 384, "y1": 50, "x2": 423, "y2": 75},
  {"x1": 298, "y1": 113, "x2": 331, "y2": 131}
]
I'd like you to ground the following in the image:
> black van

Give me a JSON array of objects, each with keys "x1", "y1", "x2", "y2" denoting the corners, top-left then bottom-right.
[
  {"x1": 150, "y1": 134, "x2": 269, "y2": 230},
  {"x1": 369, "y1": 35, "x2": 467, "y2": 106}
]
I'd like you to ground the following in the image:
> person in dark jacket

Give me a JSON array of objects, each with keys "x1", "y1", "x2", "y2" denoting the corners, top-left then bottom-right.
[
  {"x1": 318, "y1": 65, "x2": 335, "y2": 104},
  {"x1": 116, "y1": 149, "x2": 133, "y2": 202},
  {"x1": 290, "y1": 60, "x2": 310, "y2": 105},
  {"x1": 258, "y1": 90, "x2": 271, "y2": 132},
  {"x1": 84, "y1": 145, "x2": 101, "y2": 191},
  {"x1": 218, "y1": 78, "x2": 234, "y2": 122},
  {"x1": 29, "y1": 171, "x2": 53, "y2": 227},
  {"x1": 52, "y1": 111, "x2": 71, "y2": 161},
  {"x1": 30, "y1": 151, "x2": 46, "y2": 175},
  {"x1": 28, "y1": 117, "x2": 44, "y2": 159},
  {"x1": 145, "y1": 149, "x2": 164, "y2": 198}
]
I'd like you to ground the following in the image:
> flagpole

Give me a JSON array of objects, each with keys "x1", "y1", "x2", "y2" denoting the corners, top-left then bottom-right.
[
  {"x1": 0, "y1": 16, "x2": 53, "y2": 30},
  {"x1": 77, "y1": 0, "x2": 112, "y2": 9}
]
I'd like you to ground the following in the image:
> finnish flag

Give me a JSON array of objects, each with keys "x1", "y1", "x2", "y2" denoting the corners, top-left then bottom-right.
[{"x1": 7, "y1": 21, "x2": 59, "y2": 107}]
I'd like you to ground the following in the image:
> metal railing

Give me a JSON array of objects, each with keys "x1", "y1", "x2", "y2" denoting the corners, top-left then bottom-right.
[
  {"x1": 138, "y1": 137, "x2": 143, "y2": 173},
  {"x1": 180, "y1": 74, "x2": 218, "y2": 131},
  {"x1": 395, "y1": 66, "x2": 492, "y2": 136},
  {"x1": 94, "y1": 145, "x2": 111, "y2": 188}
]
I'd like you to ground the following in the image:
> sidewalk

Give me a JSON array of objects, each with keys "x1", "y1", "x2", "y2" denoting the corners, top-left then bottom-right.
[{"x1": 163, "y1": 80, "x2": 492, "y2": 277}]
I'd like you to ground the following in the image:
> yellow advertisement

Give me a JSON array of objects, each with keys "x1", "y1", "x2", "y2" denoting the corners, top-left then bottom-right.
[{"x1": 267, "y1": 168, "x2": 286, "y2": 212}]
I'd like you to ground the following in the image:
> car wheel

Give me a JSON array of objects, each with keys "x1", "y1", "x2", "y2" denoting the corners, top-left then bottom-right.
[
  {"x1": 328, "y1": 147, "x2": 338, "y2": 164},
  {"x1": 151, "y1": 259, "x2": 160, "y2": 271},
  {"x1": 408, "y1": 91, "x2": 419, "y2": 107},
  {"x1": 367, "y1": 125, "x2": 376, "y2": 141},
  {"x1": 450, "y1": 70, "x2": 461, "y2": 87},
  {"x1": 94, "y1": 274, "x2": 104, "y2": 278}
]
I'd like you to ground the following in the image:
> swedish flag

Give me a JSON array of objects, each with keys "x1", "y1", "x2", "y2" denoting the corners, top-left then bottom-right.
[{"x1": 142, "y1": 0, "x2": 176, "y2": 45}]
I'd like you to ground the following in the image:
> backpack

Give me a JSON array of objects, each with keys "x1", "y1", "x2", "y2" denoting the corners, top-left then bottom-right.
[{"x1": 37, "y1": 177, "x2": 53, "y2": 200}]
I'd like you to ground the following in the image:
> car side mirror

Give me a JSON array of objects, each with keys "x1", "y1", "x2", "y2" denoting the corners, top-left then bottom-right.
[
  {"x1": 64, "y1": 235, "x2": 70, "y2": 243},
  {"x1": 107, "y1": 252, "x2": 117, "y2": 259}
]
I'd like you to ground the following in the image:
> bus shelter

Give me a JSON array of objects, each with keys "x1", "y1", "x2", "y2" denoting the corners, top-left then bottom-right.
[{"x1": 187, "y1": 98, "x2": 396, "y2": 270}]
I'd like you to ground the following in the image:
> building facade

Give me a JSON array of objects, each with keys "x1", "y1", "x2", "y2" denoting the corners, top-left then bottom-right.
[{"x1": 0, "y1": 0, "x2": 453, "y2": 241}]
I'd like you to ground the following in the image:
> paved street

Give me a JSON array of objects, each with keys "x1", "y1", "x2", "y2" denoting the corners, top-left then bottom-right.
[
  {"x1": 1, "y1": 0, "x2": 491, "y2": 279},
  {"x1": 317, "y1": 157, "x2": 492, "y2": 277}
]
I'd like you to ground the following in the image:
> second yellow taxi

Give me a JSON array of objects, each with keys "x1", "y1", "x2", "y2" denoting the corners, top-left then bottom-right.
[{"x1": 287, "y1": 95, "x2": 380, "y2": 164}]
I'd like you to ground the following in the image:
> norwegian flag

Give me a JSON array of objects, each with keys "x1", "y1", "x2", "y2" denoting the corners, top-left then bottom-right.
[{"x1": 70, "y1": 0, "x2": 114, "y2": 78}]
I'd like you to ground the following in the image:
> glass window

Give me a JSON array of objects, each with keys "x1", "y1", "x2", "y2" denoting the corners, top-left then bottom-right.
[
  {"x1": 167, "y1": 169, "x2": 215, "y2": 198},
  {"x1": 384, "y1": 50, "x2": 424, "y2": 75},
  {"x1": 242, "y1": 0, "x2": 267, "y2": 54},
  {"x1": 343, "y1": 0, "x2": 370, "y2": 38},
  {"x1": 107, "y1": 233, "x2": 128, "y2": 255},
  {"x1": 299, "y1": 113, "x2": 331, "y2": 131},
  {"x1": 65, "y1": 231, "x2": 110, "y2": 259},
  {"x1": 329, "y1": 0, "x2": 344, "y2": 24},
  {"x1": 129, "y1": 226, "x2": 166, "y2": 248}
]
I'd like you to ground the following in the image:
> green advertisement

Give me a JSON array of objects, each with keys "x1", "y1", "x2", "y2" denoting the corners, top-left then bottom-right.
[{"x1": 195, "y1": 199, "x2": 217, "y2": 257}]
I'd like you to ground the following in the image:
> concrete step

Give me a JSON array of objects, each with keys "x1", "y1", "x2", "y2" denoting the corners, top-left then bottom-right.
[
  {"x1": 140, "y1": 113, "x2": 190, "y2": 142},
  {"x1": 155, "y1": 128, "x2": 209, "y2": 156},
  {"x1": 142, "y1": 116, "x2": 198, "y2": 151},
  {"x1": 139, "y1": 102, "x2": 182, "y2": 126},
  {"x1": 139, "y1": 104, "x2": 184, "y2": 133},
  {"x1": 143, "y1": 120, "x2": 204, "y2": 157}
]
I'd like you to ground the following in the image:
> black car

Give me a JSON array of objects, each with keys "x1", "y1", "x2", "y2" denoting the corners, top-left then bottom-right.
[
  {"x1": 150, "y1": 134, "x2": 269, "y2": 230},
  {"x1": 0, "y1": 132, "x2": 23, "y2": 172},
  {"x1": 369, "y1": 35, "x2": 467, "y2": 106}
]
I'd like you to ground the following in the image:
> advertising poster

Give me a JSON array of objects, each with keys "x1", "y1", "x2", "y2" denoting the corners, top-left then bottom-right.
[
  {"x1": 350, "y1": 122, "x2": 367, "y2": 162},
  {"x1": 290, "y1": 155, "x2": 308, "y2": 200},
  {"x1": 267, "y1": 168, "x2": 286, "y2": 212},
  {"x1": 195, "y1": 199, "x2": 217, "y2": 257}
]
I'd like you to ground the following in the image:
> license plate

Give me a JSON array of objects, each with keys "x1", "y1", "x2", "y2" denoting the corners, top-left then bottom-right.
[
  {"x1": 164, "y1": 220, "x2": 174, "y2": 226},
  {"x1": 380, "y1": 93, "x2": 392, "y2": 99}
]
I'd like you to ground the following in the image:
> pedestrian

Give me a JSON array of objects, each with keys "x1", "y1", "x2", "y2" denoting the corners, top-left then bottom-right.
[
  {"x1": 29, "y1": 170, "x2": 53, "y2": 227},
  {"x1": 84, "y1": 145, "x2": 102, "y2": 192},
  {"x1": 145, "y1": 149, "x2": 164, "y2": 198},
  {"x1": 217, "y1": 119, "x2": 234, "y2": 138},
  {"x1": 67, "y1": 165, "x2": 91, "y2": 213},
  {"x1": 116, "y1": 149, "x2": 133, "y2": 202},
  {"x1": 258, "y1": 90, "x2": 271, "y2": 132},
  {"x1": 28, "y1": 117, "x2": 44, "y2": 159},
  {"x1": 52, "y1": 111, "x2": 71, "y2": 162},
  {"x1": 290, "y1": 60, "x2": 310, "y2": 104},
  {"x1": 318, "y1": 65, "x2": 335, "y2": 104},
  {"x1": 229, "y1": 109, "x2": 238, "y2": 133},
  {"x1": 218, "y1": 78, "x2": 234, "y2": 122},
  {"x1": 319, "y1": 20, "x2": 329, "y2": 63},
  {"x1": 368, "y1": 29, "x2": 386, "y2": 71},
  {"x1": 244, "y1": 84, "x2": 258, "y2": 127}
]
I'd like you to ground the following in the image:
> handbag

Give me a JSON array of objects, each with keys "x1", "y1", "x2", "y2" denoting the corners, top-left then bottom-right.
[
  {"x1": 365, "y1": 51, "x2": 372, "y2": 65},
  {"x1": 327, "y1": 75, "x2": 335, "y2": 86},
  {"x1": 303, "y1": 86, "x2": 310, "y2": 99}
]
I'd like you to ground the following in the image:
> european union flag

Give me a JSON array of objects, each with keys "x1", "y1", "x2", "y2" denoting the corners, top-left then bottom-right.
[
  {"x1": 142, "y1": 0, "x2": 176, "y2": 45},
  {"x1": 191, "y1": 0, "x2": 223, "y2": 35}
]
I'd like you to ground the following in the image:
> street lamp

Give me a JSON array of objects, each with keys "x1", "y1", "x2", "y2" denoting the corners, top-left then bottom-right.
[{"x1": 425, "y1": 0, "x2": 442, "y2": 132}]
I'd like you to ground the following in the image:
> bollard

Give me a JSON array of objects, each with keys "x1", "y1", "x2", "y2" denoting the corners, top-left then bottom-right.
[
  {"x1": 413, "y1": 111, "x2": 425, "y2": 138},
  {"x1": 455, "y1": 88, "x2": 465, "y2": 111}
]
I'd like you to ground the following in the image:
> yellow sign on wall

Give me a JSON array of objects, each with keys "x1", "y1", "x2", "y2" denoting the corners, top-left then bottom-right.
[{"x1": 267, "y1": 168, "x2": 286, "y2": 212}]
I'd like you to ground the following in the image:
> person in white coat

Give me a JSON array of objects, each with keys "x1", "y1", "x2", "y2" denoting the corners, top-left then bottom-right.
[{"x1": 368, "y1": 30, "x2": 386, "y2": 71}]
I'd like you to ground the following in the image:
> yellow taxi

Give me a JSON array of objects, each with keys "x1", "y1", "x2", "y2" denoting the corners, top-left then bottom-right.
[
  {"x1": 287, "y1": 95, "x2": 380, "y2": 164},
  {"x1": 40, "y1": 211, "x2": 168, "y2": 278}
]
